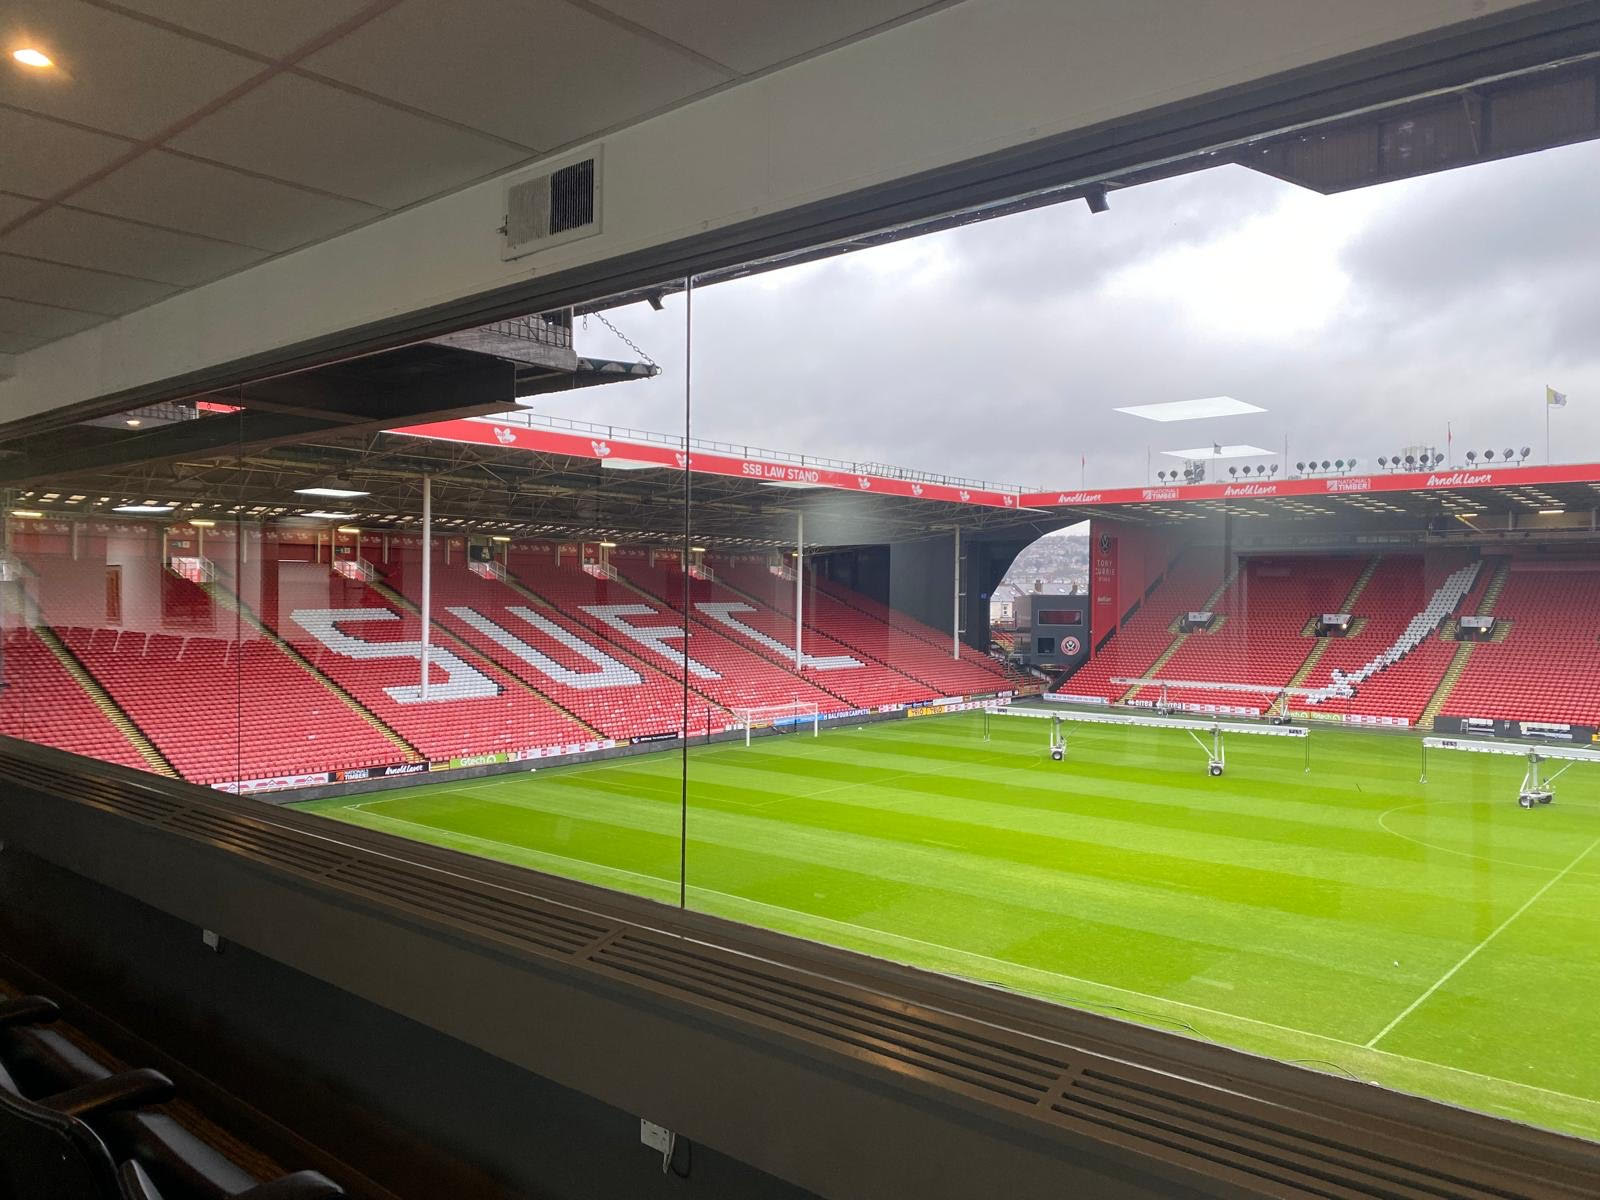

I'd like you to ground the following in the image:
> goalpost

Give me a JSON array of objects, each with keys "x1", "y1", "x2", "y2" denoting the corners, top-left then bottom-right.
[{"x1": 736, "y1": 701, "x2": 820, "y2": 745}]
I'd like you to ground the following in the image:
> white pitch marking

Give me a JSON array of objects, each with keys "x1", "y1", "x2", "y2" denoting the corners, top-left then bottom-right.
[{"x1": 1365, "y1": 835, "x2": 1600, "y2": 1049}]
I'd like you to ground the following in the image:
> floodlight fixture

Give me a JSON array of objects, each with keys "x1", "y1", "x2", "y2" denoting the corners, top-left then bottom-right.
[
  {"x1": 1484, "y1": 449, "x2": 1496, "y2": 461},
  {"x1": 1503, "y1": 448, "x2": 1514, "y2": 462},
  {"x1": 1520, "y1": 446, "x2": 1532, "y2": 461},
  {"x1": 1466, "y1": 451, "x2": 1477, "y2": 463}
]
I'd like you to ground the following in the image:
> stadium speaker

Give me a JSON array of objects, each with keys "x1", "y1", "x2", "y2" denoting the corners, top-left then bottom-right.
[{"x1": 1084, "y1": 186, "x2": 1110, "y2": 214}]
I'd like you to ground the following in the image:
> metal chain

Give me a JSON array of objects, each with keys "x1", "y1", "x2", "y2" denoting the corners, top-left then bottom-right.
[{"x1": 593, "y1": 310, "x2": 658, "y2": 369}]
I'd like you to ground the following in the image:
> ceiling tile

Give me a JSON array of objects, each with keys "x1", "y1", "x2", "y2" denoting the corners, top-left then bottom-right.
[
  {"x1": 168, "y1": 74, "x2": 528, "y2": 208},
  {"x1": 73, "y1": 151, "x2": 384, "y2": 252},
  {"x1": 589, "y1": 0, "x2": 938, "y2": 75},
  {"x1": 0, "y1": 328, "x2": 50, "y2": 354},
  {"x1": 0, "y1": 193, "x2": 40, "y2": 225},
  {"x1": 302, "y1": 0, "x2": 727, "y2": 149},
  {"x1": 0, "y1": 1, "x2": 261, "y2": 139},
  {"x1": 0, "y1": 295, "x2": 105, "y2": 340},
  {"x1": 0, "y1": 107, "x2": 130, "y2": 198},
  {"x1": 0, "y1": 207, "x2": 266, "y2": 287},
  {"x1": 106, "y1": 0, "x2": 379, "y2": 58},
  {"x1": 0, "y1": 253, "x2": 178, "y2": 314}
]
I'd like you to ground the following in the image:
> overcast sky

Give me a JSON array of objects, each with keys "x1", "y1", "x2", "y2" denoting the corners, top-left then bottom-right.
[{"x1": 543, "y1": 136, "x2": 1600, "y2": 492}]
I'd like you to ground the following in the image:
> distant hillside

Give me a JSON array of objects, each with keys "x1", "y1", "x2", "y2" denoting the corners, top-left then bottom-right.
[{"x1": 998, "y1": 532, "x2": 1089, "y2": 596}]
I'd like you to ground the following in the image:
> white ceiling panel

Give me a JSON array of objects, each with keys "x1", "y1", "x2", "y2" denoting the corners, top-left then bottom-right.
[
  {"x1": 168, "y1": 73, "x2": 528, "y2": 209},
  {"x1": 302, "y1": 0, "x2": 728, "y2": 149},
  {"x1": 0, "y1": 1, "x2": 260, "y2": 139},
  {"x1": 589, "y1": 0, "x2": 940, "y2": 74},
  {"x1": 0, "y1": 107, "x2": 130, "y2": 198},
  {"x1": 74, "y1": 152, "x2": 385, "y2": 253},
  {"x1": 0, "y1": 253, "x2": 180, "y2": 314},
  {"x1": 0, "y1": 295, "x2": 106, "y2": 340},
  {"x1": 107, "y1": 0, "x2": 380, "y2": 58},
  {"x1": 0, "y1": 207, "x2": 266, "y2": 287}
]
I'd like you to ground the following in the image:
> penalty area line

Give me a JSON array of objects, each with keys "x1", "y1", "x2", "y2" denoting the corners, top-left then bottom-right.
[{"x1": 1365, "y1": 834, "x2": 1600, "y2": 1049}]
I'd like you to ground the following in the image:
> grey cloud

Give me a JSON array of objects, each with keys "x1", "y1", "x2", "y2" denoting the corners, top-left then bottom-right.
[{"x1": 546, "y1": 140, "x2": 1600, "y2": 495}]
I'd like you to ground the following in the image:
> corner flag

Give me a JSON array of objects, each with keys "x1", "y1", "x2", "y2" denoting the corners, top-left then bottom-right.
[{"x1": 1547, "y1": 386, "x2": 1568, "y2": 408}]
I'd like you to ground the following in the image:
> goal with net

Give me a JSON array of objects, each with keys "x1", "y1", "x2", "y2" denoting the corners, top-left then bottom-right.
[{"x1": 735, "y1": 702, "x2": 820, "y2": 745}]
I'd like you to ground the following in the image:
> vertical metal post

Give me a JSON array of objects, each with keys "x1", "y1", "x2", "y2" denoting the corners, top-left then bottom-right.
[
  {"x1": 421, "y1": 474, "x2": 432, "y2": 700},
  {"x1": 794, "y1": 511, "x2": 805, "y2": 670},
  {"x1": 952, "y1": 526, "x2": 961, "y2": 660}
]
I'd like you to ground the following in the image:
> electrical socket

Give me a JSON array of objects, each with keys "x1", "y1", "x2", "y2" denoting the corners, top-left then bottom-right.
[{"x1": 639, "y1": 1119, "x2": 672, "y2": 1155}]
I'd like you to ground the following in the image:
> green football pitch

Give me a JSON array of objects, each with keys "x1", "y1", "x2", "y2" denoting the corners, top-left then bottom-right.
[{"x1": 296, "y1": 711, "x2": 1600, "y2": 1140}]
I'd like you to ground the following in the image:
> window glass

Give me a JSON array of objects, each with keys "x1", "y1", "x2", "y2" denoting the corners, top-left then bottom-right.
[{"x1": 6, "y1": 136, "x2": 1600, "y2": 1148}]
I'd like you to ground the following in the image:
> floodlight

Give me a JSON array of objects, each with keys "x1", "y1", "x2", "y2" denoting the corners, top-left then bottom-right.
[
  {"x1": 1377, "y1": 457, "x2": 1387, "y2": 468},
  {"x1": 1521, "y1": 446, "x2": 1532, "y2": 460},
  {"x1": 1404, "y1": 455, "x2": 1415, "y2": 467},
  {"x1": 1320, "y1": 460, "x2": 1331, "y2": 471},
  {"x1": 1295, "y1": 461, "x2": 1306, "y2": 472},
  {"x1": 1228, "y1": 466, "x2": 1238, "y2": 477},
  {"x1": 1433, "y1": 453, "x2": 1446, "y2": 465},
  {"x1": 1503, "y1": 448, "x2": 1514, "y2": 462},
  {"x1": 1334, "y1": 459, "x2": 1345, "y2": 471},
  {"x1": 1484, "y1": 449, "x2": 1495, "y2": 461},
  {"x1": 1466, "y1": 451, "x2": 1477, "y2": 463},
  {"x1": 1269, "y1": 464, "x2": 1279, "y2": 475},
  {"x1": 1348, "y1": 458, "x2": 1357, "y2": 470}
]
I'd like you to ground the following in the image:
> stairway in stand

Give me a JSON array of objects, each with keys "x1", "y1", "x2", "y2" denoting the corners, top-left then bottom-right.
[
  {"x1": 32, "y1": 624, "x2": 176, "y2": 776},
  {"x1": 1116, "y1": 564, "x2": 1239, "y2": 703},
  {"x1": 1418, "y1": 559, "x2": 1511, "y2": 729},
  {"x1": 1288, "y1": 555, "x2": 1381, "y2": 688},
  {"x1": 204, "y1": 579, "x2": 425, "y2": 764}
]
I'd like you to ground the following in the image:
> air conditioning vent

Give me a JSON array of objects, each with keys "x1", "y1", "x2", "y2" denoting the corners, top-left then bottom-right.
[{"x1": 502, "y1": 151, "x2": 601, "y2": 261}]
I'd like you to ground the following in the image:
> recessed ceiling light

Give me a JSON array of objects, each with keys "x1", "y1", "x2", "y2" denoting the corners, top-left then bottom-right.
[
  {"x1": 598, "y1": 458, "x2": 659, "y2": 471},
  {"x1": 1116, "y1": 397, "x2": 1266, "y2": 422},
  {"x1": 113, "y1": 504, "x2": 174, "y2": 514},
  {"x1": 294, "y1": 484, "x2": 370, "y2": 499},
  {"x1": 12, "y1": 48, "x2": 53, "y2": 69},
  {"x1": 125, "y1": 418, "x2": 142, "y2": 427}
]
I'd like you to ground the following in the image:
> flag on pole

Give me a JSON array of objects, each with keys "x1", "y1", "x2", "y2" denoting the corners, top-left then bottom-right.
[{"x1": 1547, "y1": 385, "x2": 1568, "y2": 408}]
